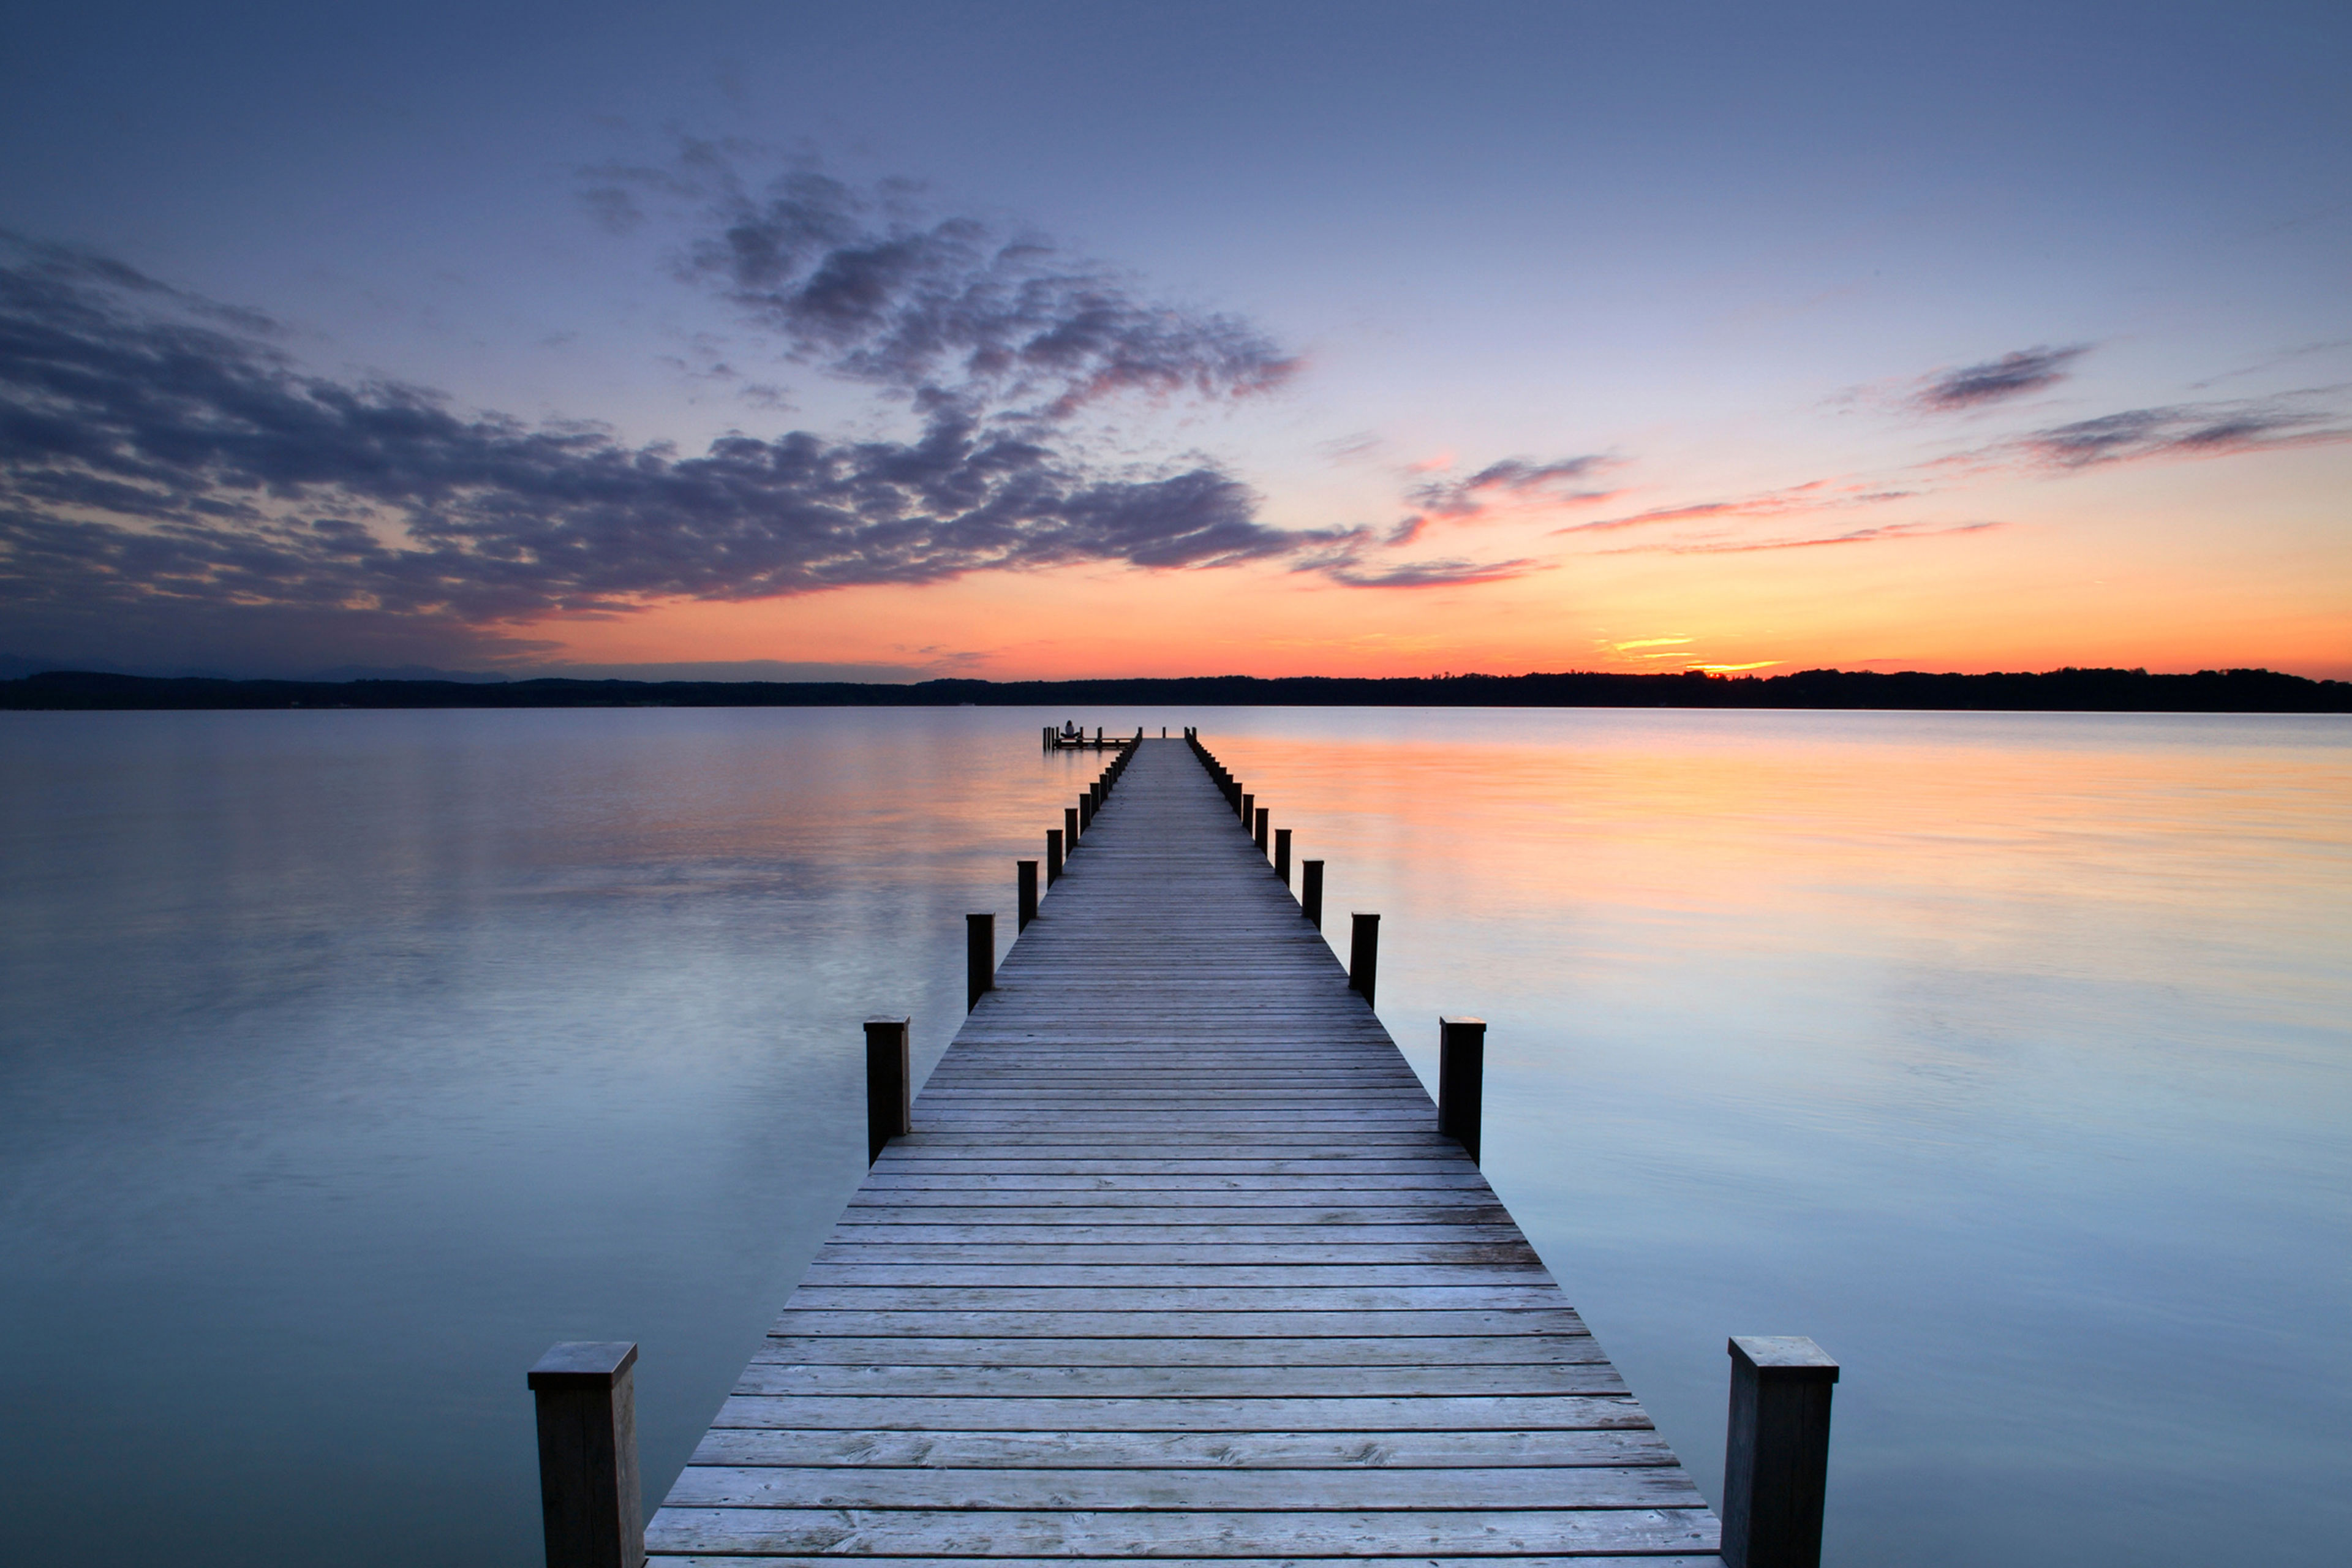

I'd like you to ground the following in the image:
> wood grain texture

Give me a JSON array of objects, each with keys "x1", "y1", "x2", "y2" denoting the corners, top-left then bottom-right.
[{"x1": 647, "y1": 739, "x2": 1719, "y2": 1563}]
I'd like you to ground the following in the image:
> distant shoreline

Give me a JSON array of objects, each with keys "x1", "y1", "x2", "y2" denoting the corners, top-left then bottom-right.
[{"x1": 4, "y1": 666, "x2": 2346, "y2": 712}]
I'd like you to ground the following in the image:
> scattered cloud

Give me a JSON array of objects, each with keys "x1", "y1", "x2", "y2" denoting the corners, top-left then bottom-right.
[
  {"x1": 1599, "y1": 520, "x2": 2002, "y2": 555},
  {"x1": 587, "y1": 150, "x2": 1298, "y2": 423},
  {"x1": 2008, "y1": 398, "x2": 2351, "y2": 468},
  {"x1": 1912, "y1": 344, "x2": 2091, "y2": 412},
  {"x1": 1407, "y1": 454, "x2": 1619, "y2": 518},
  {"x1": 0, "y1": 235, "x2": 1352, "y2": 673},
  {"x1": 1312, "y1": 555, "x2": 1548, "y2": 589},
  {"x1": 1557, "y1": 480, "x2": 1915, "y2": 535},
  {"x1": 2188, "y1": 339, "x2": 2352, "y2": 390},
  {"x1": 1316, "y1": 430, "x2": 1383, "y2": 462}
]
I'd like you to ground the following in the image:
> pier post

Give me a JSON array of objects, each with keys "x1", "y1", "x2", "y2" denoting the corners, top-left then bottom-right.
[
  {"x1": 1302, "y1": 860, "x2": 1324, "y2": 928},
  {"x1": 1240, "y1": 791, "x2": 1253, "y2": 828},
  {"x1": 528, "y1": 1341, "x2": 643, "y2": 1568},
  {"x1": 1017, "y1": 861, "x2": 1038, "y2": 930},
  {"x1": 864, "y1": 1016, "x2": 910, "y2": 1163},
  {"x1": 1046, "y1": 829, "x2": 1064, "y2": 886},
  {"x1": 1349, "y1": 912, "x2": 1380, "y2": 1006},
  {"x1": 1438, "y1": 1017, "x2": 1486, "y2": 1163},
  {"x1": 1274, "y1": 828, "x2": 1291, "y2": 886},
  {"x1": 966, "y1": 913, "x2": 995, "y2": 1011},
  {"x1": 1721, "y1": 1337, "x2": 1839, "y2": 1568},
  {"x1": 1065, "y1": 805, "x2": 1080, "y2": 848},
  {"x1": 1078, "y1": 793, "x2": 1093, "y2": 832},
  {"x1": 1254, "y1": 807, "x2": 1269, "y2": 853}
]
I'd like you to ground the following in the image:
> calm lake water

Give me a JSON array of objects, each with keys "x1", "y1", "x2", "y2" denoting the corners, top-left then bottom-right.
[{"x1": 1, "y1": 706, "x2": 2345, "y2": 1565}]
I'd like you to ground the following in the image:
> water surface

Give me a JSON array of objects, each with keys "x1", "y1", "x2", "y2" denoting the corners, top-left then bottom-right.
[{"x1": 1, "y1": 706, "x2": 2344, "y2": 1564}]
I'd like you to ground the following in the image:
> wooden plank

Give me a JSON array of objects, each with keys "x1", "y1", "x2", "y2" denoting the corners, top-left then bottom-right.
[
  {"x1": 663, "y1": 1465, "x2": 1706, "y2": 1510},
  {"x1": 707, "y1": 1394, "x2": 1649, "y2": 1432},
  {"x1": 644, "y1": 1507, "x2": 1721, "y2": 1556},
  {"x1": 687, "y1": 1427, "x2": 1673, "y2": 1469},
  {"x1": 751, "y1": 1336, "x2": 1610, "y2": 1366},
  {"x1": 730, "y1": 1364, "x2": 1632, "y2": 1398},
  {"x1": 778, "y1": 1286, "x2": 1569, "y2": 1311},
  {"x1": 765, "y1": 1310, "x2": 1596, "y2": 1339},
  {"x1": 652, "y1": 1558, "x2": 1727, "y2": 1568}
]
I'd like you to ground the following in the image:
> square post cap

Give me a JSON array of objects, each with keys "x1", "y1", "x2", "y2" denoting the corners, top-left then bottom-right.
[
  {"x1": 1729, "y1": 1335, "x2": 1839, "y2": 1381},
  {"x1": 529, "y1": 1341, "x2": 638, "y2": 1389},
  {"x1": 1440, "y1": 1015, "x2": 1485, "y2": 1030}
]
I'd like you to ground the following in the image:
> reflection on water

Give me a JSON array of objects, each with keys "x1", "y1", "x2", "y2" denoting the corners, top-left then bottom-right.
[{"x1": 1, "y1": 707, "x2": 2345, "y2": 1565}]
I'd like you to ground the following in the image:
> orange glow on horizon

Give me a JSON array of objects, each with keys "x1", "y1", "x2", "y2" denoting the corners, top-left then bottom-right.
[{"x1": 506, "y1": 443, "x2": 2351, "y2": 682}]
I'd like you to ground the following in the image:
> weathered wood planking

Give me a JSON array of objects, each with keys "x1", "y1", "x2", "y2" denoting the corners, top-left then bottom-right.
[{"x1": 646, "y1": 739, "x2": 1720, "y2": 1563}]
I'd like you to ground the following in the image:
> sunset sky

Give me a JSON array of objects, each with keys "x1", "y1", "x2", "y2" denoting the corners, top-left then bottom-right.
[{"x1": 3, "y1": 1, "x2": 2346, "y2": 680}]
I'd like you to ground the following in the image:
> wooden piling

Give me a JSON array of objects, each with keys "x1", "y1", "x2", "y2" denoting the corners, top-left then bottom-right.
[
  {"x1": 1349, "y1": 911, "x2": 1380, "y2": 1006},
  {"x1": 529, "y1": 1341, "x2": 643, "y2": 1568},
  {"x1": 1017, "y1": 861, "x2": 1038, "y2": 930},
  {"x1": 1046, "y1": 828, "x2": 1063, "y2": 886},
  {"x1": 1722, "y1": 1337, "x2": 1839, "y2": 1568},
  {"x1": 1253, "y1": 805, "x2": 1270, "y2": 853},
  {"x1": 1065, "y1": 805, "x2": 1080, "y2": 848},
  {"x1": 965, "y1": 913, "x2": 994, "y2": 1011},
  {"x1": 1078, "y1": 792, "x2": 1093, "y2": 832},
  {"x1": 1302, "y1": 858, "x2": 1324, "y2": 928},
  {"x1": 1439, "y1": 1016, "x2": 1487, "y2": 1163},
  {"x1": 1273, "y1": 827, "x2": 1291, "y2": 886},
  {"x1": 862, "y1": 1016, "x2": 910, "y2": 1164}
]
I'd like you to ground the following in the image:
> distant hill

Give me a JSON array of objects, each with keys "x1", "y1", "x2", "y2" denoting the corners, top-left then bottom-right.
[{"x1": 3, "y1": 666, "x2": 2345, "y2": 712}]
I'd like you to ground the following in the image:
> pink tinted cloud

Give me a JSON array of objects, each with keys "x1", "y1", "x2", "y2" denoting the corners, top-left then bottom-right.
[
  {"x1": 1596, "y1": 519, "x2": 2003, "y2": 556},
  {"x1": 1556, "y1": 479, "x2": 1915, "y2": 535}
]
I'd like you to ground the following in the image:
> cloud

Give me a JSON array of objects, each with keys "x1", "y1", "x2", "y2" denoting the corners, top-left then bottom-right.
[
  {"x1": 590, "y1": 154, "x2": 1298, "y2": 421},
  {"x1": 2010, "y1": 398, "x2": 2351, "y2": 467},
  {"x1": 1597, "y1": 520, "x2": 2003, "y2": 555},
  {"x1": 1312, "y1": 555, "x2": 1547, "y2": 588},
  {"x1": 1913, "y1": 345, "x2": 2090, "y2": 411},
  {"x1": 1406, "y1": 454, "x2": 1618, "y2": 518},
  {"x1": 1557, "y1": 480, "x2": 1916, "y2": 535},
  {"x1": 0, "y1": 236, "x2": 1348, "y2": 673}
]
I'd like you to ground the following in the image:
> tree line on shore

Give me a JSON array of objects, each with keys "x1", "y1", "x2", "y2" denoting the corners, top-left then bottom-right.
[{"x1": 4, "y1": 665, "x2": 2345, "y2": 711}]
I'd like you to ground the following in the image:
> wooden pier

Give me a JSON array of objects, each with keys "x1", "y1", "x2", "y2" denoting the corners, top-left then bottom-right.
[{"x1": 635, "y1": 737, "x2": 1732, "y2": 1565}]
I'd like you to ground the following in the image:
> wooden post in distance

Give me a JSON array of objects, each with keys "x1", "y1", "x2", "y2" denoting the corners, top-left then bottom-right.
[
  {"x1": 1438, "y1": 1016, "x2": 1485, "y2": 1163},
  {"x1": 1016, "y1": 860, "x2": 1038, "y2": 930},
  {"x1": 1348, "y1": 912, "x2": 1380, "y2": 1006},
  {"x1": 1254, "y1": 806, "x2": 1269, "y2": 853},
  {"x1": 965, "y1": 913, "x2": 995, "y2": 1011},
  {"x1": 864, "y1": 1016, "x2": 910, "y2": 1163},
  {"x1": 1273, "y1": 827, "x2": 1291, "y2": 886},
  {"x1": 1302, "y1": 859, "x2": 1324, "y2": 928}
]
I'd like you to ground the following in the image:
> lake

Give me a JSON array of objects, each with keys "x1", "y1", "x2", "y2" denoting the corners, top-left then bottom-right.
[{"x1": 1, "y1": 706, "x2": 2345, "y2": 1564}]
